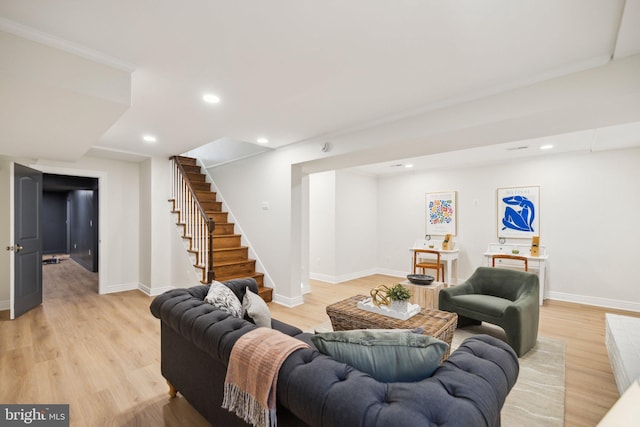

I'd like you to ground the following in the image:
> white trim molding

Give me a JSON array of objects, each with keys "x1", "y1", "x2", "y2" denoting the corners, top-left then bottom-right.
[
  {"x1": 548, "y1": 291, "x2": 640, "y2": 313},
  {"x1": 0, "y1": 17, "x2": 135, "y2": 72},
  {"x1": 310, "y1": 268, "x2": 384, "y2": 285},
  {"x1": 101, "y1": 282, "x2": 139, "y2": 295},
  {"x1": 272, "y1": 293, "x2": 304, "y2": 308},
  {"x1": 137, "y1": 283, "x2": 174, "y2": 297}
]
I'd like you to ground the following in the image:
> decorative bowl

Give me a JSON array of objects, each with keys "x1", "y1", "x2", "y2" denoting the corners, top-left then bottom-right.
[{"x1": 406, "y1": 274, "x2": 435, "y2": 286}]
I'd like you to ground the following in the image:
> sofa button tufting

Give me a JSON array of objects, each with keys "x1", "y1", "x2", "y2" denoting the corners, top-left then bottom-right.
[{"x1": 153, "y1": 283, "x2": 520, "y2": 427}]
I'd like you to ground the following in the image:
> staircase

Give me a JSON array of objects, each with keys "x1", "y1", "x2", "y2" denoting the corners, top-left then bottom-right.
[{"x1": 169, "y1": 156, "x2": 272, "y2": 302}]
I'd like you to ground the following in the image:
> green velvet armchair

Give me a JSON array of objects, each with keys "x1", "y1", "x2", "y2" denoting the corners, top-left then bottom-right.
[{"x1": 439, "y1": 266, "x2": 540, "y2": 357}]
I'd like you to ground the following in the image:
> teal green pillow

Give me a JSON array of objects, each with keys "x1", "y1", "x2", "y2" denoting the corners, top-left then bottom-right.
[{"x1": 310, "y1": 330, "x2": 448, "y2": 382}]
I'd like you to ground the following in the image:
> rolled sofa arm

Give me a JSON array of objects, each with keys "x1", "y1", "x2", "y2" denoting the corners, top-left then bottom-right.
[
  {"x1": 150, "y1": 284, "x2": 255, "y2": 364},
  {"x1": 150, "y1": 279, "x2": 303, "y2": 364}
]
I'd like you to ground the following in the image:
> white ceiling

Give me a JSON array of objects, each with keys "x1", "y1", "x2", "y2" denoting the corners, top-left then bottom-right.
[
  {"x1": 1, "y1": 1, "x2": 639, "y2": 169},
  {"x1": 355, "y1": 121, "x2": 640, "y2": 176}
]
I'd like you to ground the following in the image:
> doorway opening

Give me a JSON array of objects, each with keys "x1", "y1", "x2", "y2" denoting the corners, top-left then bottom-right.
[{"x1": 42, "y1": 173, "x2": 99, "y2": 294}]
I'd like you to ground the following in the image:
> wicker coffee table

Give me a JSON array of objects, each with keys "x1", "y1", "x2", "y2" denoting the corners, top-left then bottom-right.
[{"x1": 326, "y1": 294, "x2": 458, "y2": 360}]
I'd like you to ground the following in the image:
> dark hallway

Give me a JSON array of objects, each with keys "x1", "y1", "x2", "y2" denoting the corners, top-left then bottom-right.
[{"x1": 43, "y1": 174, "x2": 99, "y2": 273}]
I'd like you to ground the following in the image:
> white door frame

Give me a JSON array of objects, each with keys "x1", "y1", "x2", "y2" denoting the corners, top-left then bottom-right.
[
  {"x1": 9, "y1": 163, "x2": 15, "y2": 318},
  {"x1": 29, "y1": 164, "x2": 107, "y2": 294}
]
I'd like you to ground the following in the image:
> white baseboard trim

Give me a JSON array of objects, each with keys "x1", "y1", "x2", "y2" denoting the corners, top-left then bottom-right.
[
  {"x1": 101, "y1": 282, "x2": 139, "y2": 294},
  {"x1": 272, "y1": 293, "x2": 305, "y2": 308},
  {"x1": 137, "y1": 283, "x2": 174, "y2": 297},
  {"x1": 308, "y1": 273, "x2": 337, "y2": 283},
  {"x1": 0, "y1": 299, "x2": 9, "y2": 311},
  {"x1": 374, "y1": 268, "x2": 408, "y2": 279},
  {"x1": 95, "y1": 282, "x2": 177, "y2": 297},
  {"x1": 547, "y1": 291, "x2": 640, "y2": 313},
  {"x1": 309, "y1": 268, "x2": 384, "y2": 284}
]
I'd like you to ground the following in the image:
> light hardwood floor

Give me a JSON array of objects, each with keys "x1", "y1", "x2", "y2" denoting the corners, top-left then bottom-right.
[{"x1": 1, "y1": 261, "x2": 637, "y2": 426}]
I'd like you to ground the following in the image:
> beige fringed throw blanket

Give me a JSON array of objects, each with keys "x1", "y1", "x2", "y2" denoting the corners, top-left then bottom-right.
[{"x1": 223, "y1": 328, "x2": 309, "y2": 427}]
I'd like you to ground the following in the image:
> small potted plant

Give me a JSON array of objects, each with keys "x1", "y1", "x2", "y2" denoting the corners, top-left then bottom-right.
[{"x1": 386, "y1": 283, "x2": 412, "y2": 312}]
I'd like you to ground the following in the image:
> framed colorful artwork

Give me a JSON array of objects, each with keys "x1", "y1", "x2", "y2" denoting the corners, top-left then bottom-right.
[
  {"x1": 425, "y1": 191, "x2": 457, "y2": 236},
  {"x1": 497, "y1": 186, "x2": 540, "y2": 239}
]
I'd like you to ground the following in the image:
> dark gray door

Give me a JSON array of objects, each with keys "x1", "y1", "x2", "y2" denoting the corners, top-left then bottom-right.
[{"x1": 13, "y1": 163, "x2": 43, "y2": 318}]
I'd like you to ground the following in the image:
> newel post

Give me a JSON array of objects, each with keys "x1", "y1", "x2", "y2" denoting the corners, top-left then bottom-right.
[{"x1": 206, "y1": 217, "x2": 215, "y2": 284}]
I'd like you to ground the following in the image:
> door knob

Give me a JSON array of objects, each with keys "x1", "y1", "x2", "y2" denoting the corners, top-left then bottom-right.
[{"x1": 15, "y1": 245, "x2": 23, "y2": 253}]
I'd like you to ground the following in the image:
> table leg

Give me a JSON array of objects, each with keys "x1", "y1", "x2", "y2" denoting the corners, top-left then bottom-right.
[
  {"x1": 454, "y1": 258, "x2": 458, "y2": 285},
  {"x1": 539, "y1": 262, "x2": 546, "y2": 306}
]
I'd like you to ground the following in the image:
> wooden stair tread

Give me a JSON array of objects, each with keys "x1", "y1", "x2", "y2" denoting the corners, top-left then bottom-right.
[
  {"x1": 213, "y1": 246, "x2": 248, "y2": 252},
  {"x1": 215, "y1": 272, "x2": 264, "y2": 283},
  {"x1": 257, "y1": 287, "x2": 273, "y2": 301},
  {"x1": 213, "y1": 259, "x2": 255, "y2": 267},
  {"x1": 175, "y1": 156, "x2": 197, "y2": 165},
  {"x1": 173, "y1": 155, "x2": 271, "y2": 301}
]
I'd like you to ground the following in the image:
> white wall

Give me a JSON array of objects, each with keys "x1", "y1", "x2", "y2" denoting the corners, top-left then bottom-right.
[
  {"x1": 207, "y1": 55, "x2": 640, "y2": 309},
  {"x1": 309, "y1": 171, "x2": 336, "y2": 279},
  {"x1": 209, "y1": 150, "x2": 310, "y2": 306},
  {"x1": 334, "y1": 170, "x2": 378, "y2": 279},
  {"x1": 309, "y1": 170, "x2": 378, "y2": 282},
  {"x1": 139, "y1": 159, "x2": 152, "y2": 288},
  {"x1": 32, "y1": 155, "x2": 141, "y2": 292},
  {"x1": 213, "y1": 145, "x2": 640, "y2": 312},
  {"x1": 377, "y1": 147, "x2": 640, "y2": 311}
]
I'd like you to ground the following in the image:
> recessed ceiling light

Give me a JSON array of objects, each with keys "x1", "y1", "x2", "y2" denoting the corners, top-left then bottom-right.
[
  {"x1": 203, "y1": 93, "x2": 221, "y2": 104},
  {"x1": 257, "y1": 137, "x2": 269, "y2": 144},
  {"x1": 404, "y1": 164, "x2": 414, "y2": 168},
  {"x1": 143, "y1": 135, "x2": 157, "y2": 143},
  {"x1": 540, "y1": 144, "x2": 554, "y2": 150}
]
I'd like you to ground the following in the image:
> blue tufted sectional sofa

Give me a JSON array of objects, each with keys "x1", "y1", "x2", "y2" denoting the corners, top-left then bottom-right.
[{"x1": 150, "y1": 278, "x2": 519, "y2": 427}]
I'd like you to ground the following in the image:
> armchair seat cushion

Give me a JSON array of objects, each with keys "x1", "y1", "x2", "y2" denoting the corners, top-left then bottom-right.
[{"x1": 450, "y1": 295, "x2": 512, "y2": 318}]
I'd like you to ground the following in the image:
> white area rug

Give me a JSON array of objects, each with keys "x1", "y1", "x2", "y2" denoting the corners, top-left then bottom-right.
[
  {"x1": 452, "y1": 324, "x2": 565, "y2": 427},
  {"x1": 311, "y1": 321, "x2": 566, "y2": 427}
]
